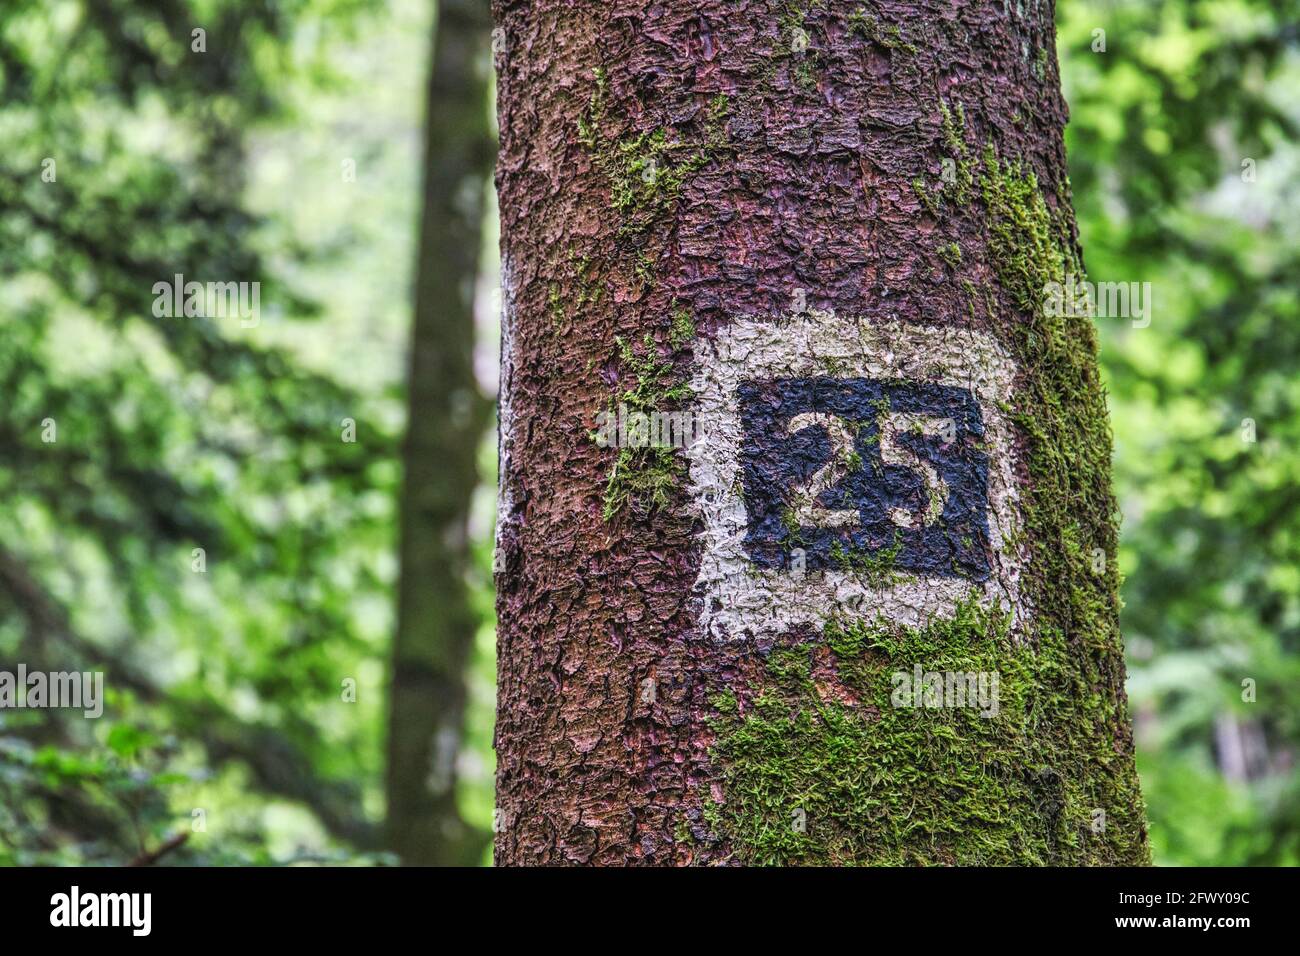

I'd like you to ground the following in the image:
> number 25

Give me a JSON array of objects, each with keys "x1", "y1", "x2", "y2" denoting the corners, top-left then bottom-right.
[{"x1": 785, "y1": 411, "x2": 953, "y2": 530}]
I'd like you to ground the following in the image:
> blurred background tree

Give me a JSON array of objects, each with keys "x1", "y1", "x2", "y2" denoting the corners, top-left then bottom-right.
[
  {"x1": 385, "y1": 0, "x2": 494, "y2": 866},
  {"x1": 0, "y1": 0, "x2": 1295, "y2": 866}
]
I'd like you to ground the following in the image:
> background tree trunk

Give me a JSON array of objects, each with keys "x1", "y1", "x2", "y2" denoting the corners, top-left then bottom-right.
[
  {"x1": 386, "y1": 0, "x2": 494, "y2": 866},
  {"x1": 492, "y1": 0, "x2": 1149, "y2": 865}
]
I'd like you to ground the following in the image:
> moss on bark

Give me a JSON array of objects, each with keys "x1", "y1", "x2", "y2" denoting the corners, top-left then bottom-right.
[
  {"x1": 494, "y1": 0, "x2": 1147, "y2": 866},
  {"x1": 706, "y1": 596, "x2": 1147, "y2": 865},
  {"x1": 703, "y1": 144, "x2": 1148, "y2": 866}
]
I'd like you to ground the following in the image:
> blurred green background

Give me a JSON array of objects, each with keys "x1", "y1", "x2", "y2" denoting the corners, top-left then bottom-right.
[{"x1": 0, "y1": 0, "x2": 1295, "y2": 865}]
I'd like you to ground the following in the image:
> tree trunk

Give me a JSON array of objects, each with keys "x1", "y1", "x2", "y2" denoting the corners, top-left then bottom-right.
[
  {"x1": 386, "y1": 0, "x2": 494, "y2": 866},
  {"x1": 492, "y1": 0, "x2": 1149, "y2": 865}
]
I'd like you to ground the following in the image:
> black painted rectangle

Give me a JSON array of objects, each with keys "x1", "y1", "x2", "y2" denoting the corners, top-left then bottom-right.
[{"x1": 738, "y1": 377, "x2": 993, "y2": 580}]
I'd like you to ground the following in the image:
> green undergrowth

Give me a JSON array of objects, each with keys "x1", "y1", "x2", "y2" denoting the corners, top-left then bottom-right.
[{"x1": 706, "y1": 598, "x2": 1148, "y2": 865}]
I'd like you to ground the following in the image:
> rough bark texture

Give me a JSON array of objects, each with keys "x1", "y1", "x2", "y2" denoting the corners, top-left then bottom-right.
[
  {"x1": 386, "y1": 0, "x2": 494, "y2": 866},
  {"x1": 493, "y1": 0, "x2": 1149, "y2": 865}
]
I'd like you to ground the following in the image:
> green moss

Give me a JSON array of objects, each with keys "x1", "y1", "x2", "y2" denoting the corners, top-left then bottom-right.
[
  {"x1": 778, "y1": 0, "x2": 824, "y2": 37},
  {"x1": 884, "y1": 25, "x2": 916, "y2": 54},
  {"x1": 711, "y1": 690, "x2": 739, "y2": 716},
  {"x1": 617, "y1": 129, "x2": 696, "y2": 217},
  {"x1": 848, "y1": 7, "x2": 917, "y2": 54},
  {"x1": 979, "y1": 146, "x2": 1073, "y2": 314},
  {"x1": 775, "y1": 1, "x2": 831, "y2": 90},
  {"x1": 548, "y1": 253, "x2": 605, "y2": 331},
  {"x1": 938, "y1": 99, "x2": 976, "y2": 205},
  {"x1": 707, "y1": 597, "x2": 1147, "y2": 865},
  {"x1": 828, "y1": 533, "x2": 905, "y2": 586},
  {"x1": 706, "y1": 139, "x2": 1148, "y2": 866},
  {"x1": 600, "y1": 335, "x2": 693, "y2": 521},
  {"x1": 580, "y1": 75, "x2": 728, "y2": 236},
  {"x1": 603, "y1": 446, "x2": 683, "y2": 521},
  {"x1": 1034, "y1": 47, "x2": 1049, "y2": 82},
  {"x1": 615, "y1": 334, "x2": 692, "y2": 408},
  {"x1": 575, "y1": 67, "x2": 609, "y2": 150},
  {"x1": 633, "y1": 250, "x2": 656, "y2": 291},
  {"x1": 575, "y1": 256, "x2": 604, "y2": 309},
  {"x1": 779, "y1": 507, "x2": 807, "y2": 548},
  {"x1": 548, "y1": 282, "x2": 564, "y2": 329},
  {"x1": 939, "y1": 100, "x2": 964, "y2": 153},
  {"x1": 938, "y1": 241, "x2": 962, "y2": 269},
  {"x1": 577, "y1": 73, "x2": 709, "y2": 521},
  {"x1": 668, "y1": 304, "x2": 696, "y2": 352},
  {"x1": 978, "y1": 156, "x2": 1134, "y2": 842},
  {"x1": 911, "y1": 177, "x2": 940, "y2": 216},
  {"x1": 793, "y1": 58, "x2": 818, "y2": 89}
]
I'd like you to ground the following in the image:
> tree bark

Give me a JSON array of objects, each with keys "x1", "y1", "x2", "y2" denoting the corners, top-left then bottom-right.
[
  {"x1": 386, "y1": 0, "x2": 494, "y2": 866},
  {"x1": 492, "y1": 0, "x2": 1149, "y2": 865}
]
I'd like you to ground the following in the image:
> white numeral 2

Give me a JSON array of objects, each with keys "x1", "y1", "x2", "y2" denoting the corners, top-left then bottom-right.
[{"x1": 785, "y1": 412, "x2": 860, "y2": 528}]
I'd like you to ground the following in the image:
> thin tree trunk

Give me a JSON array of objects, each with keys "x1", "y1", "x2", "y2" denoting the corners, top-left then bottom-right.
[
  {"x1": 386, "y1": 0, "x2": 494, "y2": 867},
  {"x1": 493, "y1": 0, "x2": 1148, "y2": 865}
]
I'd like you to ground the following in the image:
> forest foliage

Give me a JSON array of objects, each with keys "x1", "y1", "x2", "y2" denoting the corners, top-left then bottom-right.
[{"x1": 0, "y1": 0, "x2": 1296, "y2": 865}]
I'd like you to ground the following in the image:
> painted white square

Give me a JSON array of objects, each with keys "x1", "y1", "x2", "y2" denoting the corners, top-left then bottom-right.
[{"x1": 687, "y1": 312, "x2": 1027, "y2": 643}]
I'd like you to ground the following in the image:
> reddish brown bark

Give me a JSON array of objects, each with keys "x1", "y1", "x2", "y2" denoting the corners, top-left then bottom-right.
[
  {"x1": 386, "y1": 0, "x2": 494, "y2": 866},
  {"x1": 492, "y1": 0, "x2": 1146, "y2": 865}
]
